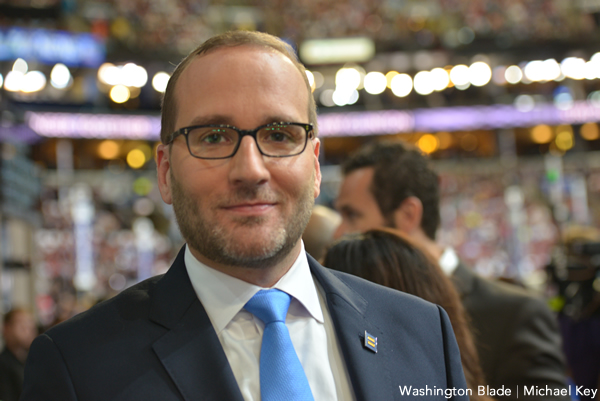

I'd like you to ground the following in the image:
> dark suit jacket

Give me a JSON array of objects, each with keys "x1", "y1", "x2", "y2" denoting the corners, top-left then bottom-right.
[
  {"x1": 21, "y1": 248, "x2": 468, "y2": 401},
  {"x1": 452, "y1": 262, "x2": 569, "y2": 401},
  {"x1": 0, "y1": 347, "x2": 25, "y2": 401}
]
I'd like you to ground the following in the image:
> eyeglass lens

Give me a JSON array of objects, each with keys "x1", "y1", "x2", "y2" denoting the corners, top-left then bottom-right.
[{"x1": 186, "y1": 124, "x2": 308, "y2": 158}]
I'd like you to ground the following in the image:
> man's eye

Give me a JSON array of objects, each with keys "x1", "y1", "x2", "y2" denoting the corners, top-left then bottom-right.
[
  {"x1": 342, "y1": 210, "x2": 358, "y2": 222},
  {"x1": 267, "y1": 130, "x2": 292, "y2": 142},
  {"x1": 203, "y1": 133, "x2": 227, "y2": 144}
]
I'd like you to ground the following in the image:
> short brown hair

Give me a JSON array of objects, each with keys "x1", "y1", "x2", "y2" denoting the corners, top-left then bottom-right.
[
  {"x1": 342, "y1": 141, "x2": 440, "y2": 240},
  {"x1": 160, "y1": 30, "x2": 317, "y2": 144}
]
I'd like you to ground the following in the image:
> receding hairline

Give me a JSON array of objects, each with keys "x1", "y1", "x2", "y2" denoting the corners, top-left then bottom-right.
[
  {"x1": 162, "y1": 40, "x2": 316, "y2": 144},
  {"x1": 174, "y1": 43, "x2": 306, "y2": 98}
]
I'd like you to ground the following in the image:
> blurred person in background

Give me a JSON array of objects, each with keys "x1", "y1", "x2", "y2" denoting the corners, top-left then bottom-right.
[
  {"x1": 547, "y1": 226, "x2": 600, "y2": 401},
  {"x1": 21, "y1": 31, "x2": 468, "y2": 400},
  {"x1": 334, "y1": 140, "x2": 570, "y2": 400},
  {"x1": 324, "y1": 228, "x2": 493, "y2": 401},
  {"x1": 0, "y1": 308, "x2": 37, "y2": 401},
  {"x1": 302, "y1": 204, "x2": 341, "y2": 262}
]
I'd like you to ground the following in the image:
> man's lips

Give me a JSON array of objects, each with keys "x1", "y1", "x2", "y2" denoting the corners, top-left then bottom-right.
[{"x1": 222, "y1": 202, "x2": 276, "y2": 214}]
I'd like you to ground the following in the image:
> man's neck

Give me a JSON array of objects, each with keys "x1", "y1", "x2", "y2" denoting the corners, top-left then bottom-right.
[{"x1": 188, "y1": 242, "x2": 303, "y2": 288}]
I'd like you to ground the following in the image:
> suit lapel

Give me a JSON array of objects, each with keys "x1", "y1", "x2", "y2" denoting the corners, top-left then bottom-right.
[
  {"x1": 308, "y1": 255, "x2": 395, "y2": 401},
  {"x1": 150, "y1": 247, "x2": 244, "y2": 401}
]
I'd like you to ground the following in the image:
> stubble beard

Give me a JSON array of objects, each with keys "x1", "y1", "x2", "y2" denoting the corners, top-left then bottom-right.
[{"x1": 170, "y1": 171, "x2": 315, "y2": 269}]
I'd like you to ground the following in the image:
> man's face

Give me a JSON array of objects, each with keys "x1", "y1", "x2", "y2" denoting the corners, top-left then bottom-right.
[
  {"x1": 157, "y1": 46, "x2": 321, "y2": 269},
  {"x1": 334, "y1": 167, "x2": 387, "y2": 239}
]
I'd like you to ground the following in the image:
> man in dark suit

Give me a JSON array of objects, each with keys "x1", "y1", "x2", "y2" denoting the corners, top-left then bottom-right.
[
  {"x1": 0, "y1": 308, "x2": 37, "y2": 401},
  {"x1": 334, "y1": 141, "x2": 570, "y2": 401},
  {"x1": 21, "y1": 31, "x2": 468, "y2": 400}
]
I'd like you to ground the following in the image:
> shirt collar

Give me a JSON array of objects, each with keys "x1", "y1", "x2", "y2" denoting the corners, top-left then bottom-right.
[
  {"x1": 438, "y1": 246, "x2": 459, "y2": 276},
  {"x1": 184, "y1": 241, "x2": 324, "y2": 334}
]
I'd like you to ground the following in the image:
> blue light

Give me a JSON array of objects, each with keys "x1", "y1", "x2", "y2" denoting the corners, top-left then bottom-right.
[{"x1": 0, "y1": 27, "x2": 105, "y2": 67}]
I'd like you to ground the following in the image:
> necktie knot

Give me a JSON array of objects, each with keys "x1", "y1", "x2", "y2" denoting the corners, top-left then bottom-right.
[{"x1": 244, "y1": 289, "x2": 291, "y2": 325}]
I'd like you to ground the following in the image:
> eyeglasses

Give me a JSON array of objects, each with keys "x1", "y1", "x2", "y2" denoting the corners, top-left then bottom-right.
[{"x1": 167, "y1": 122, "x2": 314, "y2": 160}]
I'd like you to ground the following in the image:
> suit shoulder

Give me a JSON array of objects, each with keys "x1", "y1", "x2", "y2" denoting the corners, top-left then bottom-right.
[
  {"x1": 45, "y1": 274, "x2": 165, "y2": 340},
  {"x1": 469, "y1": 274, "x2": 552, "y2": 317}
]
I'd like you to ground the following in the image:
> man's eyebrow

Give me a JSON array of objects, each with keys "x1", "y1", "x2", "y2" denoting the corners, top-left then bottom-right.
[
  {"x1": 187, "y1": 115, "x2": 234, "y2": 127},
  {"x1": 185, "y1": 115, "x2": 300, "y2": 128}
]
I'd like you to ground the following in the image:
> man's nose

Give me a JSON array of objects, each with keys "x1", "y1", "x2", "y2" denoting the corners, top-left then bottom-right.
[{"x1": 228, "y1": 135, "x2": 270, "y2": 185}]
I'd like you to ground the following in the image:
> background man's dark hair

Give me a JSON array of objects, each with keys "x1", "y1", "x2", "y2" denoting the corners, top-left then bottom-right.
[{"x1": 342, "y1": 141, "x2": 440, "y2": 239}]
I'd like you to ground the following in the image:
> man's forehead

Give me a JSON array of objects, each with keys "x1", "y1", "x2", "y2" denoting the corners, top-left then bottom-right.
[
  {"x1": 173, "y1": 45, "x2": 307, "y2": 120},
  {"x1": 185, "y1": 45, "x2": 296, "y2": 78}
]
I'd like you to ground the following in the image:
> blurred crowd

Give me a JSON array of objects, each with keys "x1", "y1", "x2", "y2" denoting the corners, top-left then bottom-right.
[{"x1": 2, "y1": 0, "x2": 597, "y2": 56}]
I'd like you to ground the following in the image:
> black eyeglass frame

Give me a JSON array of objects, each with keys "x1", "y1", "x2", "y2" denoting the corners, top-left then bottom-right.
[{"x1": 166, "y1": 122, "x2": 315, "y2": 160}]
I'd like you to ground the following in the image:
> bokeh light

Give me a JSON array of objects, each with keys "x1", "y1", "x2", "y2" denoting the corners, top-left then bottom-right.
[
  {"x1": 21, "y1": 71, "x2": 47, "y2": 93},
  {"x1": 312, "y1": 71, "x2": 324, "y2": 89},
  {"x1": 127, "y1": 149, "x2": 147, "y2": 169},
  {"x1": 460, "y1": 133, "x2": 478, "y2": 151},
  {"x1": 469, "y1": 62, "x2": 492, "y2": 87},
  {"x1": 418, "y1": 134, "x2": 439, "y2": 154},
  {"x1": 530, "y1": 125, "x2": 553, "y2": 144},
  {"x1": 414, "y1": 71, "x2": 434, "y2": 95},
  {"x1": 436, "y1": 131, "x2": 453, "y2": 149},
  {"x1": 560, "y1": 57, "x2": 586, "y2": 80},
  {"x1": 110, "y1": 85, "x2": 131, "y2": 103},
  {"x1": 505, "y1": 65, "x2": 523, "y2": 84},
  {"x1": 332, "y1": 89, "x2": 359, "y2": 106},
  {"x1": 4, "y1": 71, "x2": 24, "y2": 92},
  {"x1": 390, "y1": 73, "x2": 413, "y2": 97},
  {"x1": 320, "y1": 89, "x2": 335, "y2": 107},
  {"x1": 13, "y1": 58, "x2": 28, "y2": 74},
  {"x1": 51, "y1": 64, "x2": 72, "y2": 89},
  {"x1": 152, "y1": 72, "x2": 170, "y2": 93},
  {"x1": 580, "y1": 123, "x2": 600, "y2": 140},
  {"x1": 133, "y1": 177, "x2": 153, "y2": 195},
  {"x1": 98, "y1": 63, "x2": 119, "y2": 85},
  {"x1": 385, "y1": 71, "x2": 399, "y2": 88},
  {"x1": 450, "y1": 65, "x2": 470, "y2": 88},
  {"x1": 98, "y1": 140, "x2": 120, "y2": 160},
  {"x1": 430, "y1": 68, "x2": 450, "y2": 91},
  {"x1": 364, "y1": 72, "x2": 387, "y2": 95},
  {"x1": 514, "y1": 95, "x2": 535, "y2": 112},
  {"x1": 122, "y1": 63, "x2": 148, "y2": 87},
  {"x1": 335, "y1": 68, "x2": 361, "y2": 91},
  {"x1": 555, "y1": 130, "x2": 574, "y2": 151}
]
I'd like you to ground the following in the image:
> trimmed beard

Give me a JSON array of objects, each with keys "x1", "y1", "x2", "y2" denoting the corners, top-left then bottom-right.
[{"x1": 170, "y1": 170, "x2": 315, "y2": 269}]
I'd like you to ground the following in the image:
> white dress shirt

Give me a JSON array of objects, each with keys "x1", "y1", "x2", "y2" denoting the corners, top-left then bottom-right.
[{"x1": 185, "y1": 242, "x2": 355, "y2": 401}]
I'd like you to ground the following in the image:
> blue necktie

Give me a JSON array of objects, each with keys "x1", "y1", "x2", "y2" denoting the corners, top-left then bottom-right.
[{"x1": 244, "y1": 289, "x2": 315, "y2": 401}]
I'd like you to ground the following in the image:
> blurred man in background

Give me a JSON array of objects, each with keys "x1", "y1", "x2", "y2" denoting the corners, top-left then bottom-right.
[
  {"x1": 0, "y1": 308, "x2": 37, "y2": 401},
  {"x1": 547, "y1": 225, "x2": 600, "y2": 401},
  {"x1": 334, "y1": 140, "x2": 570, "y2": 401}
]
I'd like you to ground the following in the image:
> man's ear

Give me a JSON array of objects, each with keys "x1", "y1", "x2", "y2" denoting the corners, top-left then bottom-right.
[
  {"x1": 312, "y1": 138, "x2": 322, "y2": 199},
  {"x1": 392, "y1": 196, "x2": 423, "y2": 234},
  {"x1": 156, "y1": 144, "x2": 173, "y2": 205}
]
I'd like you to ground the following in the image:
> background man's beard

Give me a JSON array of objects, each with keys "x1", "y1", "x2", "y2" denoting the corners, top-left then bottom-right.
[{"x1": 170, "y1": 172, "x2": 314, "y2": 269}]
